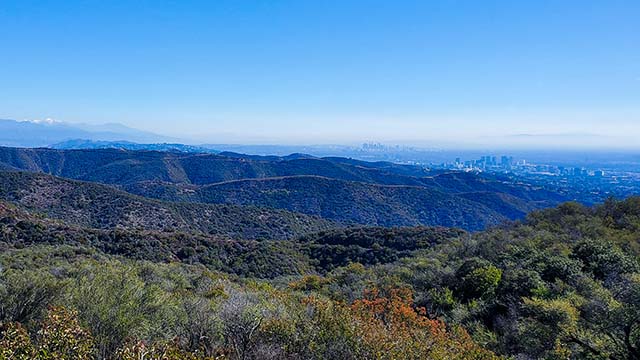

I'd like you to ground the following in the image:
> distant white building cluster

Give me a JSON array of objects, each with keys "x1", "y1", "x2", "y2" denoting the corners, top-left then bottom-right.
[{"x1": 444, "y1": 155, "x2": 606, "y2": 179}]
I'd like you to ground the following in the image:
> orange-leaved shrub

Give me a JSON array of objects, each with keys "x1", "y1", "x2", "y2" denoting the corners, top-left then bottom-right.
[{"x1": 350, "y1": 287, "x2": 500, "y2": 360}]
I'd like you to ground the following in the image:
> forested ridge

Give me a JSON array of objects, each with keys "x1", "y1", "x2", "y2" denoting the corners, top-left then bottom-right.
[
  {"x1": 0, "y1": 171, "x2": 336, "y2": 240},
  {"x1": 1, "y1": 194, "x2": 639, "y2": 359},
  {"x1": 124, "y1": 175, "x2": 508, "y2": 229},
  {"x1": 0, "y1": 146, "x2": 566, "y2": 230}
]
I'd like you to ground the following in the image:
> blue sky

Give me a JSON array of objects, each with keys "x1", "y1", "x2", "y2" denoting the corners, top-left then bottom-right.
[{"x1": 1, "y1": 0, "x2": 639, "y2": 146}]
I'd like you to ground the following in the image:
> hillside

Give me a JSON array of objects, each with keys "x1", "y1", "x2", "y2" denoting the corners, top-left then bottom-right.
[
  {"x1": 0, "y1": 146, "x2": 561, "y2": 193},
  {"x1": 124, "y1": 175, "x2": 512, "y2": 230},
  {"x1": 0, "y1": 171, "x2": 337, "y2": 240},
  {"x1": 0, "y1": 202, "x2": 305, "y2": 277},
  {"x1": 373, "y1": 198, "x2": 640, "y2": 359},
  {"x1": 0, "y1": 146, "x2": 435, "y2": 186},
  {"x1": 1, "y1": 195, "x2": 639, "y2": 359},
  {"x1": 0, "y1": 201, "x2": 316, "y2": 278},
  {"x1": 0, "y1": 198, "x2": 460, "y2": 277},
  {"x1": 0, "y1": 146, "x2": 569, "y2": 230},
  {"x1": 298, "y1": 226, "x2": 465, "y2": 271}
]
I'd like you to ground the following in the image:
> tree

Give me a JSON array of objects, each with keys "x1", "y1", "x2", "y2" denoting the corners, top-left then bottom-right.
[{"x1": 456, "y1": 259, "x2": 502, "y2": 300}]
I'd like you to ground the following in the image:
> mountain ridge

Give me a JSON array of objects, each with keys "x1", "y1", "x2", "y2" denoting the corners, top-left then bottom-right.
[
  {"x1": 0, "y1": 146, "x2": 569, "y2": 230},
  {"x1": 0, "y1": 170, "x2": 338, "y2": 240},
  {"x1": 0, "y1": 119, "x2": 176, "y2": 147}
]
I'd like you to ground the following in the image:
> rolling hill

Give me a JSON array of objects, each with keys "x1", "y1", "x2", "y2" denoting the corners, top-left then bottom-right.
[
  {"x1": 0, "y1": 197, "x2": 463, "y2": 277},
  {"x1": 0, "y1": 171, "x2": 337, "y2": 240},
  {"x1": 0, "y1": 146, "x2": 569, "y2": 230},
  {"x1": 123, "y1": 175, "x2": 513, "y2": 229}
]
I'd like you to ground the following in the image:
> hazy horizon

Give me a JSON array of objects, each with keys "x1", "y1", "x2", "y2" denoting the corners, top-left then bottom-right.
[{"x1": 2, "y1": 1, "x2": 639, "y2": 149}]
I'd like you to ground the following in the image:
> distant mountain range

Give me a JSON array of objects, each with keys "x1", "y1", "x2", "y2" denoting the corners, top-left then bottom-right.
[
  {"x1": 0, "y1": 118, "x2": 177, "y2": 147},
  {"x1": 51, "y1": 139, "x2": 219, "y2": 153},
  {"x1": 0, "y1": 146, "x2": 567, "y2": 230}
]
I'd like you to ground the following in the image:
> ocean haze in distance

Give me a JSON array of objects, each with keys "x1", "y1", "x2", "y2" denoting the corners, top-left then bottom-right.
[{"x1": 1, "y1": 117, "x2": 639, "y2": 151}]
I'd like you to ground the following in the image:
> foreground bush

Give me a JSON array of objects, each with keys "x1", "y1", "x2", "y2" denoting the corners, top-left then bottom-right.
[{"x1": 0, "y1": 306, "x2": 93, "y2": 360}]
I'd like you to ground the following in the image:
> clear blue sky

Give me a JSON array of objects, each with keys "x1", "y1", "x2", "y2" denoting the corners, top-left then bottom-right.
[{"x1": 1, "y1": 0, "x2": 639, "y2": 146}]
